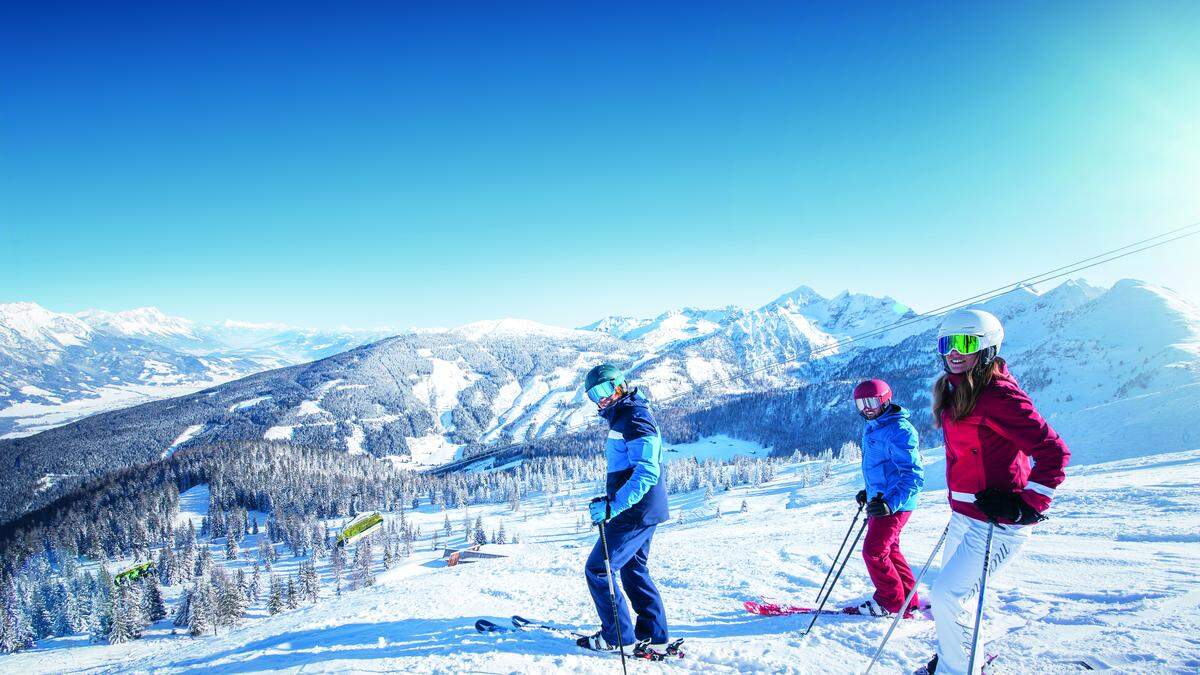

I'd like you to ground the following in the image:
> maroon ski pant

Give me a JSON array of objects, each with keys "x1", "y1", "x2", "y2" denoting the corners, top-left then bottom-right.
[{"x1": 862, "y1": 510, "x2": 918, "y2": 613}]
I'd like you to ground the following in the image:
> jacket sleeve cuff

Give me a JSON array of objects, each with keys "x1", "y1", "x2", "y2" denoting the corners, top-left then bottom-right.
[{"x1": 1019, "y1": 487, "x2": 1051, "y2": 513}]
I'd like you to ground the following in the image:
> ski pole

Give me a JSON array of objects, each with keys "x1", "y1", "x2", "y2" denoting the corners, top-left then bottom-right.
[
  {"x1": 803, "y1": 516, "x2": 868, "y2": 636},
  {"x1": 966, "y1": 522, "x2": 996, "y2": 675},
  {"x1": 598, "y1": 520, "x2": 628, "y2": 675},
  {"x1": 816, "y1": 502, "x2": 865, "y2": 602},
  {"x1": 863, "y1": 521, "x2": 951, "y2": 674}
]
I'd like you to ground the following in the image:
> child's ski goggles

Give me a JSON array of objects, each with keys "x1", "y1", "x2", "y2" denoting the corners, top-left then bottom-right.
[
  {"x1": 586, "y1": 379, "x2": 623, "y2": 403},
  {"x1": 937, "y1": 333, "x2": 983, "y2": 356},
  {"x1": 854, "y1": 397, "x2": 885, "y2": 412}
]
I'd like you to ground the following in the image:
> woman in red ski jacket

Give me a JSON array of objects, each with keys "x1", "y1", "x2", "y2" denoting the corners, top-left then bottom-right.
[{"x1": 919, "y1": 308, "x2": 1069, "y2": 675}]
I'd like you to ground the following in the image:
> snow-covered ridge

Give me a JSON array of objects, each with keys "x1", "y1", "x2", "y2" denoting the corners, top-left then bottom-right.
[
  {"x1": 452, "y1": 318, "x2": 592, "y2": 341},
  {"x1": 0, "y1": 303, "x2": 398, "y2": 437},
  {"x1": 76, "y1": 306, "x2": 199, "y2": 340},
  {"x1": 6, "y1": 277, "x2": 1200, "y2": 488}
]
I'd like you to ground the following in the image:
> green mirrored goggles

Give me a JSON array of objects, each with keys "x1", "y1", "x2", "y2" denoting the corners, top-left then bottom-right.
[{"x1": 937, "y1": 333, "x2": 982, "y2": 356}]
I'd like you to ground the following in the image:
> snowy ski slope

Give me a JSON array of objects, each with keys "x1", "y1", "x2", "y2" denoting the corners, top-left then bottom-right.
[{"x1": 5, "y1": 438, "x2": 1198, "y2": 673}]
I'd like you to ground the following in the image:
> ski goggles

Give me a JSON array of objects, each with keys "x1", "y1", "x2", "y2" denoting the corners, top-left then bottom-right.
[
  {"x1": 937, "y1": 333, "x2": 983, "y2": 356},
  {"x1": 586, "y1": 379, "x2": 623, "y2": 403},
  {"x1": 854, "y1": 397, "x2": 885, "y2": 412}
]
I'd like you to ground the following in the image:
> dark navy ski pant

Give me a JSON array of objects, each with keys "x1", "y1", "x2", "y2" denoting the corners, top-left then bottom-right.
[{"x1": 585, "y1": 522, "x2": 668, "y2": 646}]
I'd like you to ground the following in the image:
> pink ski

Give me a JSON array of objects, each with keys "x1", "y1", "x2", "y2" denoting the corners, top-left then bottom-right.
[{"x1": 744, "y1": 599, "x2": 930, "y2": 619}]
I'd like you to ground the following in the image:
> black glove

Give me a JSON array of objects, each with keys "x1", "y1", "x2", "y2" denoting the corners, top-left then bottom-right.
[
  {"x1": 855, "y1": 490, "x2": 868, "y2": 506},
  {"x1": 866, "y1": 493, "x2": 892, "y2": 518},
  {"x1": 974, "y1": 488, "x2": 1045, "y2": 524}
]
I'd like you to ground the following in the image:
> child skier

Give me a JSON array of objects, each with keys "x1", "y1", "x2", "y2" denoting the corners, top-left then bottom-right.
[
  {"x1": 578, "y1": 364, "x2": 673, "y2": 660},
  {"x1": 919, "y1": 309, "x2": 1070, "y2": 675},
  {"x1": 852, "y1": 378, "x2": 924, "y2": 617}
]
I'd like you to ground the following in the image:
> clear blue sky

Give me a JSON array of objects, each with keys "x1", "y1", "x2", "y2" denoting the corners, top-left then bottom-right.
[{"x1": 3, "y1": 2, "x2": 1199, "y2": 329}]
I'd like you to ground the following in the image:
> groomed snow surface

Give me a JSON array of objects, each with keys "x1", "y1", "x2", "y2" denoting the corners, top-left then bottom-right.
[{"x1": 5, "y1": 443, "x2": 1199, "y2": 673}]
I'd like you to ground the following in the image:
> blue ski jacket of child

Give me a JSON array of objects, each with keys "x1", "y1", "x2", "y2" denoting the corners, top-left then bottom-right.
[{"x1": 861, "y1": 404, "x2": 923, "y2": 513}]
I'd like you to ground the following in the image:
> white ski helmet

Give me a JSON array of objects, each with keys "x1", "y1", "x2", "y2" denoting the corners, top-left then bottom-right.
[{"x1": 936, "y1": 308, "x2": 1004, "y2": 370}]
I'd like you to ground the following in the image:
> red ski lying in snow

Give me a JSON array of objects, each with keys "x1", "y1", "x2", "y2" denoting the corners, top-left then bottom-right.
[{"x1": 744, "y1": 599, "x2": 930, "y2": 619}]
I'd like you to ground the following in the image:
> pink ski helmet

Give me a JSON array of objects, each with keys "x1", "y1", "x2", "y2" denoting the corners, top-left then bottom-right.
[{"x1": 853, "y1": 379, "x2": 892, "y2": 418}]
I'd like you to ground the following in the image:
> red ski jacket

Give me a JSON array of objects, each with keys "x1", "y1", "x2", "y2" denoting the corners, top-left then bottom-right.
[{"x1": 939, "y1": 362, "x2": 1069, "y2": 525}]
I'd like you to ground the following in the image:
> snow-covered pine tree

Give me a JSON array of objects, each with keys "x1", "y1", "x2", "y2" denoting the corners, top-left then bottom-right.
[
  {"x1": 311, "y1": 523, "x2": 327, "y2": 558},
  {"x1": 178, "y1": 524, "x2": 197, "y2": 583},
  {"x1": 196, "y1": 545, "x2": 213, "y2": 578},
  {"x1": 259, "y1": 539, "x2": 273, "y2": 571},
  {"x1": 51, "y1": 581, "x2": 73, "y2": 637},
  {"x1": 187, "y1": 578, "x2": 214, "y2": 637},
  {"x1": 157, "y1": 546, "x2": 173, "y2": 587},
  {"x1": 215, "y1": 570, "x2": 246, "y2": 627},
  {"x1": 172, "y1": 588, "x2": 191, "y2": 628},
  {"x1": 354, "y1": 538, "x2": 375, "y2": 589},
  {"x1": 473, "y1": 517, "x2": 487, "y2": 546},
  {"x1": 225, "y1": 534, "x2": 239, "y2": 561},
  {"x1": 142, "y1": 575, "x2": 167, "y2": 623},
  {"x1": 330, "y1": 544, "x2": 346, "y2": 594},
  {"x1": 300, "y1": 562, "x2": 320, "y2": 603},
  {"x1": 267, "y1": 576, "x2": 284, "y2": 615},
  {"x1": 29, "y1": 582, "x2": 52, "y2": 639},
  {"x1": 285, "y1": 577, "x2": 298, "y2": 610},
  {"x1": 248, "y1": 562, "x2": 261, "y2": 602},
  {"x1": 107, "y1": 583, "x2": 141, "y2": 644},
  {"x1": 89, "y1": 567, "x2": 115, "y2": 642},
  {"x1": 0, "y1": 578, "x2": 36, "y2": 653}
]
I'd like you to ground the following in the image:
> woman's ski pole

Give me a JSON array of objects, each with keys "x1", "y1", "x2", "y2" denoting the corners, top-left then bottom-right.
[
  {"x1": 863, "y1": 521, "x2": 951, "y2": 674},
  {"x1": 966, "y1": 522, "x2": 996, "y2": 675}
]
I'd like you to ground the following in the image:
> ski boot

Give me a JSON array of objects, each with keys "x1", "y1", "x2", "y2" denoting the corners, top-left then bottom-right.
[
  {"x1": 575, "y1": 631, "x2": 626, "y2": 653},
  {"x1": 633, "y1": 638, "x2": 686, "y2": 661},
  {"x1": 856, "y1": 599, "x2": 892, "y2": 617}
]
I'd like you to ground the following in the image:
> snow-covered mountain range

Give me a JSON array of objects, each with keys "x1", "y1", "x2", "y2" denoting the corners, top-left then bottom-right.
[
  {"x1": 3, "y1": 277, "x2": 1199, "y2": 527},
  {"x1": 0, "y1": 303, "x2": 397, "y2": 437}
]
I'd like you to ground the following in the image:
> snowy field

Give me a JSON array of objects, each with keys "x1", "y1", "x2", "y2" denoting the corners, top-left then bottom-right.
[
  {"x1": 0, "y1": 377, "x2": 242, "y2": 439},
  {"x1": 4, "y1": 442, "x2": 1199, "y2": 674}
]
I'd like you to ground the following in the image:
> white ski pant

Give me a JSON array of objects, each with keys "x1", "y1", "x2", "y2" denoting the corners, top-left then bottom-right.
[{"x1": 930, "y1": 512, "x2": 1030, "y2": 675}]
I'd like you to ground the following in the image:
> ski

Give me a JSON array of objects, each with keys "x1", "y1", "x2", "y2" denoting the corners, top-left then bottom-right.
[
  {"x1": 482, "y1": 616, "x2": 686, "y2": 660},
  {"x1": 474, "y1": 616, "x2": 586, "y2": 639},
  {"x1": 475, "y1": 619, "x2": 516, "y2": 634},
  {"x1": 511, "y1": 615, "x2": 589, "y2": 639},
  {"x1": 745, "y1": 599, "x2": 930, "y2": 619}
]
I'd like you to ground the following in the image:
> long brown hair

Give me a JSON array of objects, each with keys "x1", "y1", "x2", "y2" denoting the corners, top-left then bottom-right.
[{"x1": 932, "y1": 357, "x2": 1004, "y2": 427}]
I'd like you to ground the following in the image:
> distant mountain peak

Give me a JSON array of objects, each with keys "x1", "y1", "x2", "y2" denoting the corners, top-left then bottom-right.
[
  {"x1": 78, "y1": 306, "x2": 198, "y2": 339},
  {"x1": 452, "y1": 318, "x2": 585, "y2": 341},
  {"x1": 763, "y1": 284, "x2": 826, "y2": 309}
]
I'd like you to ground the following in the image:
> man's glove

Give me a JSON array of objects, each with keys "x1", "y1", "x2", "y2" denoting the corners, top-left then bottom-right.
[
  {"x1": 866, "y1": 493, "x2": 892, "y2": 518},
  {"x1": 589, "y1": 496, "x2": 611, "y2": 525},
  {"x1": 974, "y1": 488, "x2": 1046, "y2": 524},
  {"x1": 855, "y1": 489, "x2": 868, "y2": 506}
]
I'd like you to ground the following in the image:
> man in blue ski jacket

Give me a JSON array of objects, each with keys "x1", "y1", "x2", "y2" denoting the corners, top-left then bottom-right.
[
  {"x1": 852, "y1": 379, "x2": 924, "y2": 617},
  {"x1": 579, "y1": 364, "x2": 671, "y2": 659}
]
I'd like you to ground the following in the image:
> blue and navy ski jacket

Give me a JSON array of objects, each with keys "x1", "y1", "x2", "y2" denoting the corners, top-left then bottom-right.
[
  {"x1": 599, "y1": 388, "x2": 669, "y2": 527},
  {"x1": 861, "y1": 404, "x2": 923, "y2": 513}
]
